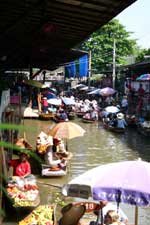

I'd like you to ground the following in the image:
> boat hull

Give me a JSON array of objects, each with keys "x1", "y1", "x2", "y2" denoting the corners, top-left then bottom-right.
[{"x1": 41, "y1": 164, "x2": 67, "y2": 177}]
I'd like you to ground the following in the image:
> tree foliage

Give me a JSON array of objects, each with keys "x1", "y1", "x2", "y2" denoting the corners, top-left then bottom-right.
[
  {"x1": 136, "y1": 48, "x2": 150, "y2": 62},
  {"x1": 77, "y1": 19, "x2": 138, "y2": 71}
]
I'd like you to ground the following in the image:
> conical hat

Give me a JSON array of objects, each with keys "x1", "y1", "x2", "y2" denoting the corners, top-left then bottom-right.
[{"x1": 59, "y1": 203, "x2": 86, "y2": 225}]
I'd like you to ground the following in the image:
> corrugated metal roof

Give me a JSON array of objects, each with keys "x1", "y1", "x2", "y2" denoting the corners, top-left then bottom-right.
[{"x1": 0, "y1": 0, "x2": 137, "y2": 70}]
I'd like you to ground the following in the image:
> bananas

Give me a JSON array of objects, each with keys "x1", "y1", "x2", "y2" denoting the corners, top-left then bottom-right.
[{"x1": 19, "y1": 205, "x2": 54, "y2": 225}]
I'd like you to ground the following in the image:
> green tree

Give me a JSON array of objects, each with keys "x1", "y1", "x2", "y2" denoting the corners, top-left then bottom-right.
[
  {"x1": 136, "y1": 48, "x2": 150, "y2": 62},
  {"x1": 78, "y1": 19, "x2": 138, "y2": 71}
]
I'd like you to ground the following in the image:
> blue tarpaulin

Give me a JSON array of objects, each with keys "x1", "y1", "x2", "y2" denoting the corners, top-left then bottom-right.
[
  {"x1": 65, "y1": 62, "x2": 76, "y2": 78},
  {"x1": 79, "y1": 55, "x2": 89, "y2": 77}
]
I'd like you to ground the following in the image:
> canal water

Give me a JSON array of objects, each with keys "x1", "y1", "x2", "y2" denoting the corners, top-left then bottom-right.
[{"x1": 3, "y1": 118, "x2": 150, "y2": 225}]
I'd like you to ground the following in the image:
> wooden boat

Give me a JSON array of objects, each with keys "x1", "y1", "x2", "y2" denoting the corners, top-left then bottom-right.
[
  {"x1": 126, "y1": 114, "x2": 137, "y2": 127},
  {"x1": 137, "y1": 122, "x2": 150, "y2": 136},
  {"x1": 19, "y1": 204, "x2": 57, "y2": 225},
  {"x1": 39, "y1": 112, "x2": 55, "y2": 120},
  {"x1": 53, "y1": 116, "x2": 69, "y2": 123},
  {"x1": 67, "y1": 111, "x2": 76, "y2": 120},
  {"x1": 41, "y1": 164, "x2": 67, "y2": 177},
  {"x1": 82, "y1": 118, "x2": 97, "y2": 123},
  {"x1": 103, "y1": 122, "x2": 125, "y2": 133},
  {"x1": 76, "y1": 111, "x2": 86, "y2": 118}
]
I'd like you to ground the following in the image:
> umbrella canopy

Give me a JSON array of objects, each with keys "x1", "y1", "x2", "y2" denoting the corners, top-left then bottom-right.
[
  {"x1": 47, "y1": 98, "x2": 62, "y2": 106},
  {"x1": 62, "y1": 160, "x2": 150, "y2": 207},
  {"x1": 99, "y1": 87, "x2": 116, "y2": 96},
  {"x1": 61, "y1": 97, "x2": 76, "y2": 105},
  {"x1": 104, "y1": 106, "x2": 120, "y2": 113},
  {"x1": 48, "y1": 122, "x2": 85, "y2": 139},
  {"x1": 87, "y1": 88, "x2": 101, "y2": 95},
  {"x1": 41, "y1": 90, "x2": 56, "y2": 99},
  {"x1": 24, "y1": 80, "x2": 45, "y2": 88},
  {"x1": 71, "y1": 84, "x2": 86, "y2": 89},
  {"x1": 136, "y1": 74, "x2": 150, "y2": 81}
]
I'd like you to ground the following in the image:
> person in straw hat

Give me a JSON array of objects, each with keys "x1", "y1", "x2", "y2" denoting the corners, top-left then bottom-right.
[{"x1": 116, "y1": 113, "x2": 127, "y2": 129}]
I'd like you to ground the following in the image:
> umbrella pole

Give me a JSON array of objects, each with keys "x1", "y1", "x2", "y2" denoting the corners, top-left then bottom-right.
[
  {"x1": 134, "y1": 206, "x2": 138, "y2": 225},
  {"x1": 66, "y1": 140, "x2": 68, "y2": 151}
]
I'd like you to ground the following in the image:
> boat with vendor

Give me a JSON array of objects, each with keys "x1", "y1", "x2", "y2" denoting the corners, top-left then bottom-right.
[
  {"x1": 36, "y1": 132, "x2": 72, "y2": 177},
  {"x1": 6, "y1": 137, "x2": 40, "y2": 207},
  {"x1": 82, "y1": 108, "x2": 99, "y2": 123},
  {"x1": 103, "y1": 112, "x2": 127, "y2": 133},
  {"x1": 53, "y1": 108, "x2": 69, "y2": 123}
]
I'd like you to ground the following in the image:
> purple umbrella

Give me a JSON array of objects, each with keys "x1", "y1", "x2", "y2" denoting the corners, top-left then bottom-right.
[
  {"x1": 99, "y1": 87, "x2": 116, "y2": 96},
  {"x1": 62, "y1": 159, "x2": 150, "y2": 225},
  {"x1": 136, "y1": 74, "x2": 150, "y2": 81}
]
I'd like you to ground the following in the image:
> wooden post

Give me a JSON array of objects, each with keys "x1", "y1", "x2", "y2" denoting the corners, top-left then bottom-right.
[
  {"x1": 134, "y1": 205, "x2": 138, "y2": 225},
  {"x1": 112, "y1": 38, "x2": 116, "y2": 89},
  {"x1": 88, "y1": 50, "x2": 91, "y2": 88}
]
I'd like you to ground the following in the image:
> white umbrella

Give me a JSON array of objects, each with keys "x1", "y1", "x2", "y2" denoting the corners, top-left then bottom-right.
[
  {"x1": 105, "y1": 106, "x2": 120, "y2": 113},
  {"x1": 87, "y1": 88, "x2": 101, "y2": 95},
  {"x1": 47, "y1": 98, "x2": 62, "y2": 106}
]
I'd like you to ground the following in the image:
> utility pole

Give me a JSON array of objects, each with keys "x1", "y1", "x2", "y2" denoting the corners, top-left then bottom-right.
[
  {"x1": 88, "y1": 50, "x2": 91, "y2": 88},
  {"x1": 112, "y1": 38, "x2": 116, "y2": 89}
]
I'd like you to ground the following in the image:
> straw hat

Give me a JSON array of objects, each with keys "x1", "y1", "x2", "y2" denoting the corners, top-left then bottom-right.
[
  {"x1": 117, "y1": 113, "x2": 124, "y2": 119},
  {"x1": 59, "y1": 203, "x2": 86, "y2": 225}
]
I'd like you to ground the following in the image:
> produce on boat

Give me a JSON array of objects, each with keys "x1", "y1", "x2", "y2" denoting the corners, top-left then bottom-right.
[
  {"x1": 18, "y1": 204, "x2": 56, "y2": 225},
  {"x1": 6, "y1": 175, "x2": 40, "y2": 208}
]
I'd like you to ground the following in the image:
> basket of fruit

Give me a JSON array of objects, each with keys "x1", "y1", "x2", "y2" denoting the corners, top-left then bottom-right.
[{"x1": 18, "y1": 204, "x2": 56, "y2": 225}]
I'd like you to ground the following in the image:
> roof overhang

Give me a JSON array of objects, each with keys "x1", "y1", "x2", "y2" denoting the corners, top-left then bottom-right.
[{"x1": 0, "y1": 0, "x2": 137, "y2": 70}]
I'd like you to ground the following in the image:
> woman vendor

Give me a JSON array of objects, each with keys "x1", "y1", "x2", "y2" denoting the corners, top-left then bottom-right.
[{"x1": 8, "y1": 152, "x2": 31, "y2": 178}]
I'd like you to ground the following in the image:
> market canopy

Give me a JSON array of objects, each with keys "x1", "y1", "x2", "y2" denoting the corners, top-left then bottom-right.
[
  {"x1": 0, "y1": 0, "x2": 136, "y2": 70},
  {"x1": 61, "y1": 97, "x2": 76, "y2": 105}
]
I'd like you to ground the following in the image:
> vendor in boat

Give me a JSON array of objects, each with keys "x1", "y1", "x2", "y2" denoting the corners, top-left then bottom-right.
[
  {"x1": 53, "y1": 138, "x2": 69, "y2": 158},
  {"x1": 104, "y1": 210, "x2": 126, "y2": 225},
  {"x1": 44, "y1": 145, "x2": 67, "y2": 169},
  {"x1": 41, "y1": 97, "x2": 49, "y2": 113},
  {"x1": 116, "y1": 113, "x2": 127, "y2": 129},
  {"x1": 59, "y1": 109, "x2": 68, "y2": 121},
  {"x1": 94, "y1": 201, "x2": 128, "y2": 225},
  {"x1": 55, "y1": 108, "x2": 68, "y2": 121},
  {"x1": 90, "y1": 107, "x2": 99, "y2": 120},
  {"x1": 109, "y1": 113, "x2": 118, "y2": 127},
  {"x1": 8, "y1": 152, "x2": 31, "y2": 178}
]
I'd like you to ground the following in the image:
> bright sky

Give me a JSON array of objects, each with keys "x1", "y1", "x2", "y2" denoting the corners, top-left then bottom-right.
[{"x1": 116, "y1": 0, "x2": 150, "y2": 49}]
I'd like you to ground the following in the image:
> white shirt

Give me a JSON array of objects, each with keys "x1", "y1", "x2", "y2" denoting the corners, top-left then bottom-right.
[{"x1": 44, "y1": 146, "x2": 61, "y2": 166}]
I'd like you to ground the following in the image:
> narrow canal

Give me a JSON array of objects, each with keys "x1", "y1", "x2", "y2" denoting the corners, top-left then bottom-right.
[{"x1": 3, "y1": 118, "x2": 150, "y2": 225}]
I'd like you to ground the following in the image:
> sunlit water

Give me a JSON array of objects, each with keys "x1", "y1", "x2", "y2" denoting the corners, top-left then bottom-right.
[{"x1": 3, "y1": 118, "x2": 150, "y2": 225}]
